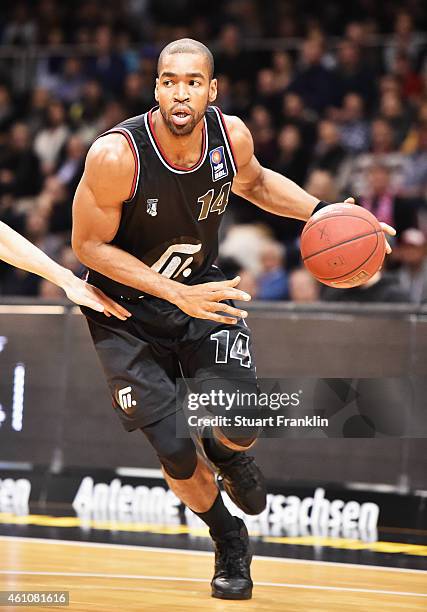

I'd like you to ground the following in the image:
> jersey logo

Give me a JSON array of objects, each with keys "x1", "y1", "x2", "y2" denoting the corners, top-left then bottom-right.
[
  {"x1": 150, "y1": 243, "x2": 202, "y2": 279},
  {"x1": 117, "y1": 386, "x2": 137, "y2": 412},
  {"x1": 146, "y1": 198, "x2": 158, "y2": 216},
  {"x1": 209, "y1": 146, "x2": 228, "y2": 181}
]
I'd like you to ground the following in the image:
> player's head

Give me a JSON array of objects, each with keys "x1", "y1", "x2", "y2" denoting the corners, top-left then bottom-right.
[{"x1": 155, "y1": 38, "x2": 217, "y2": 136}]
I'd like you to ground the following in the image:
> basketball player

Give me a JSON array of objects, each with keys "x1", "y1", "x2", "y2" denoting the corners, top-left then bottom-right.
[
  {"x1": 0, "y1": 221, "x2": 130, "y2": 319},
  {"x1": 72, "y1": 39, "x2": 395, "y2": 600}
]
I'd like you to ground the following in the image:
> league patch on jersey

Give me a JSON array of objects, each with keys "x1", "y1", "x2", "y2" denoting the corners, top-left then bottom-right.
[
  {"x1": 209, "y1": 146, "x2": 228, "y2": 181},
  {"x1": 146, "y1": 198, "x2": 158, "y2": 216}
]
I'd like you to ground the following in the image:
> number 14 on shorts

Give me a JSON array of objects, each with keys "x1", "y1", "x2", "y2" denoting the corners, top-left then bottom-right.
[{"x1": 210, "y1": 330, "x2": 251, "y2": 368}]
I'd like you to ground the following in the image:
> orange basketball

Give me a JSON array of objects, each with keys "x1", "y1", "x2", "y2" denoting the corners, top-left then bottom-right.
[{"x1": 300, "y1": 204, "x2": 386, "y2": 288}]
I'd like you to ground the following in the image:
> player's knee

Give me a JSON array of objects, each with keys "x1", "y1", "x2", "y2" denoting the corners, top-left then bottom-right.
[
  {"x1": 157, "y1": 438, "x2": 198, "y2": 480},
  {"x1": 219, "y1": 425, "x2": 261, "y2": 450},
  {"x1": 140, "y1": 412, "x2": 198, "y2": 480}
]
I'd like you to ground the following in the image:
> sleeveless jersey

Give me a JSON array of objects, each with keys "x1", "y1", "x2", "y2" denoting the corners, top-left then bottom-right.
[{"x1": 87, "y1": 105, "x2": 238, "y2": 299}]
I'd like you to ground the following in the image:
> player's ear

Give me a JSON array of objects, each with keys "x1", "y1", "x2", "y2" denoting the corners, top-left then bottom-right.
[
  {"x1": 208, "y1": 78, "x2": 217, "y2": 103},
  {"x1": 154, "y1": 78, "x2": 159, "y2": 102}
]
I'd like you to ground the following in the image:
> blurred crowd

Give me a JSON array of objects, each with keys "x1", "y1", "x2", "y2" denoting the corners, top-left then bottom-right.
[{"x1": 0, "y1": 0, "x2": 427, "y2": 303}]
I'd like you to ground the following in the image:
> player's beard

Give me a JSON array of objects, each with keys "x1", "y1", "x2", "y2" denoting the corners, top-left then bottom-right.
[{"x1": 160, "y1": 100, "x2": 208, "y2": 136}]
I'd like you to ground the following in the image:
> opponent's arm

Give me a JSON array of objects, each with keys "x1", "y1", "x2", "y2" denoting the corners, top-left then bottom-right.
[
  {"x1": 72, "y1": 134, "x2": 250, "y2": 324},
  {"x1": 225, "y1": 115, "x2": 396, "y2": 249},
  {"x1": 0, "y1": 221, "x2": 130, "y2": 319}
]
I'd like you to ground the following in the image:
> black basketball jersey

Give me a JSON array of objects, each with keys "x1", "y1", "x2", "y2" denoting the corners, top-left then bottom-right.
[{"x1": 87, "y1": 105, "x2": 238, "y2": 299}]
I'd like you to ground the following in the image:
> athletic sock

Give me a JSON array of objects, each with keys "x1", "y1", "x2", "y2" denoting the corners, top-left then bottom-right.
[
  {"x1": 203, "y1": 425, "x2": 237, "y2": 462},
  {"x1": 194, "y1": 491, "x2": 239, "y2": 537}
]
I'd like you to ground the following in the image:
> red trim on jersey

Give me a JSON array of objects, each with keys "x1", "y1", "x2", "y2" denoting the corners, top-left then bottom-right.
[
  {"x1": 216, "y1": 107, "x2": 238, "y2": 172},
  {"x1": 148, "y1": 108, "x2": 206, "y2": 171},
  {"x1": 95, "y1": 129, "x2": 139, "y2": 201}
]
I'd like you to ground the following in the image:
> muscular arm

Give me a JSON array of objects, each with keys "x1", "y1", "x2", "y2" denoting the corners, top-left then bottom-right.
[
  {"x1": 225, "y1": 115, "x2": 319, "y2": 221},
  {"x1": 72, "y1": 134, "x2": 250, "y2": 322},
  {"x1": 72, "y1": 133, "x2": 184, "y2": 302}
]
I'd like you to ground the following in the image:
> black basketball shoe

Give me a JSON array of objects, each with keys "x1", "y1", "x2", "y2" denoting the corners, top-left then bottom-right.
[
  {"x1": 210, "y1": 517, "x2": 253, "y2": 600},
  {"x1": 198, "y1": 426, "x2": 267, "y2": 515}
]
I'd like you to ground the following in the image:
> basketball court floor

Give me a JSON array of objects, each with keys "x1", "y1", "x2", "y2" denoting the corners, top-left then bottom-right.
[{"x1": 0, "y1": 505, "x2": 426, "y2": 611}]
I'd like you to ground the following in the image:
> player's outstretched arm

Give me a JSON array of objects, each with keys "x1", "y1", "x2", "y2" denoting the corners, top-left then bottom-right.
[
  {"x1": 225, "y1": 115, "x2": 396, "y2": 251},
  {"x1": 72, "y1": 134, "x2": 250, "y2": 323},
  {"x1": 0, "y1": 221, "x2": 130, "y2": 319}
]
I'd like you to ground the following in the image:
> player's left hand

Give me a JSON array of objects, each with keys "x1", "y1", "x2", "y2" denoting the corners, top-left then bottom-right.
[
  {"x1": 344, "y1": 197, "x2": 396, "y2": 255},
  {"x1": 62, "y1": 274, "x2": 131, "y2": 320}
]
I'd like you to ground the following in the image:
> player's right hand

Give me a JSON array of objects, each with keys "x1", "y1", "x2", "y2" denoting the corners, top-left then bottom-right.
[{"x1": 172, "y1": 275, "x2": 251, "y2": 324}]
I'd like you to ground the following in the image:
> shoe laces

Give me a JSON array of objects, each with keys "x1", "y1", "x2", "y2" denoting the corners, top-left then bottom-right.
[
  {"x1": 215, "y1": 535, "x2": 247, "y2": 577},
  {"x1": 218, "y1": 454, "x2": 258, "y2": 489}
]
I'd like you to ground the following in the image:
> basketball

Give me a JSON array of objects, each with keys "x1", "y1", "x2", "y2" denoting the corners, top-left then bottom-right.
[{"x1": 300, "y1": 204, "x2": 386, "y2": 288}]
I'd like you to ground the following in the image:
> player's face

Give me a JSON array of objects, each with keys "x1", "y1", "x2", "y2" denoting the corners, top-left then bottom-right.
[{"x1": 155, "y1": 53, "x2": 217, "y2": 136}]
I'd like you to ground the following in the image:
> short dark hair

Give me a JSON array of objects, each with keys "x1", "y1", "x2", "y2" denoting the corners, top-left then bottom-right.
[{"x1": 157, "y1": 38, "x2": 214, "y2": 80}]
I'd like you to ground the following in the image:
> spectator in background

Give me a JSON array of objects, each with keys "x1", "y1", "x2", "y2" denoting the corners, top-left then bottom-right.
[
  {"x1": 123, "y1": 72, "x2": 150, "y2": 117},
  {"x1": 26, "y1": 87, "x2": 50, "y2": 136},
  {"x1": 280, "y1": 92, "x2": 316, "y2": 148},
  {"x1": 96, "y1": 100, "x2": 127, "y2": 134},
  {"x1": 379, "y1": 74, "x2": 402, "y2": 100},
  {"x1": 274, "y1": 125, "x2": 308, "y2": 185},
  {"x1": 256, "y1": 240, "x2": 288, "y2": 300},
  {"x1": 335, "y1": 40, "x2": 376, "y2": 109},
  {"x1": 86, "y1": 25, "x2": 126, "y2": 95},
  {"x1": 0, "y1": 85, "x2": 15, "y2": 134},
  {"x1": 248, "y1": 105, "x2": 277, "y2": 167},
  {"x1": 360, "y1": 164, "x2": 419, "y2": 234},
  {"x1": 384, "y1": 11, "x2": 423, "y2": 73},
  {"x1": 401, "y1": 101, "x2": 427, "y2": 153},
  {"x1": 290, "y1": 38, "x2": 338, "y2": 114},
  {"x1": 271, "y1": 51, "x2": 293, "y2": 93},
  {"x1": 215, "y1": 24, "x2": 252, "y2": 85},
  {"x1": 288, "y1": 268, "x2": 320, "y2": 302},
  {"x1": 71, "y1": 79, "x2": 106, "y2": 145},
  {"x1": 304, "y1": 169, "x2": 339, "y2": 203},
  {"x1": 378, "y1": 91, "x2": 412, "y2": 147},
  {"x1": 392, "y1": 52, "x2": 423, "y2": 102},
  {"x1": 255, "y1": 68, "x2": 281, "y2": 118},
  {"x1": 401, "y1": 123, "x2": 427, "y2": 197},
  {"x1": 214, "y1": 75, "x2": 234, "y2": 115},
  {"x1": 0, "y1": 122, "x2": 42, "y2": 198},
  {"x1": 38, "y1": 176, "x2": 72, "y2": 235},
  {"x1": 56, "y1": 134, "x2": 86, "y2": 195},
  {"x1": 339, "y1": 93, "x2": 370, "y2": 154},
  {"x1": 396, "y1": 228, "x2": 427, "y2": 303},
  {"x1": 52, "y1": 57, "x2": 86, "y2": 104},
  {"x1": 311, "y1": 119, "x2": 347, "y2": 174},
  {"x1": 2, "y1": 2, "x2": 37, "y2": 46},
  {"x1": 220, "y1": 224, "x2": 272, "y2": 277},
  {"x1": 116, "y1": 30, "x2": 140, "y2": 74},
  {"x1": 35, "y1": 27, "x2": 66, "y2": 89},
  {"x1": 370, "y1": 118, "x2": 396, "y2": 154},
  {"x1": 33, "y1": 100, "x2": 70, "y2": 174}
]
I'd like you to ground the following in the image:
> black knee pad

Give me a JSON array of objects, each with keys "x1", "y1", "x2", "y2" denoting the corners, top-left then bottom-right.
[
  {"x1": 157, "y1": 437, "x2": 198, "y2": 480},
  {"x1": 141, "y1": 412, "x2": 198, "y2": 480}
]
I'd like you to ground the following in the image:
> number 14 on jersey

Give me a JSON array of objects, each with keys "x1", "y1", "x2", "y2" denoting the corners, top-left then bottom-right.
[{"x1": 198, "y1": 182, "x2": 232, "y2": 221}]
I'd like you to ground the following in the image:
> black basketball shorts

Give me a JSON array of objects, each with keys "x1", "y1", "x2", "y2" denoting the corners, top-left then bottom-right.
[{"x1": 81, "y1": 266, "x2": 258, "y2": 432}]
